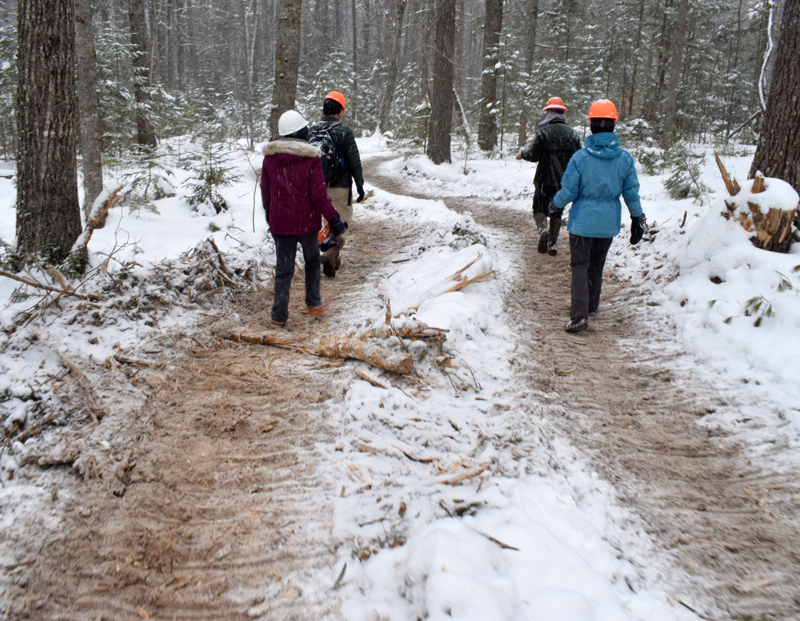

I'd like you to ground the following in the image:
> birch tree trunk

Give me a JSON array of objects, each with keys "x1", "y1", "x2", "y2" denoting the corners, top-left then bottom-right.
[
  {"x1": 268, "y1": 0, "x2": 302, "y2": 139},
  {"x1": 750, "y1": 0, "x2": 800, "y2": 190},
  {"x1": 378, "y1": 0, "x2": 407, "y2": 133},
  {"x1": 477, "y1": 0, "x2": 502, "y2": 151},
  {"x1": 661, "y1": 0, "x2": 688, "y2": 144},
  {"x1": 426, "y1": 0, "x2": 456, "y2": 164},
  {"x1": 74, "y1": 0, "x2": 104, "y2": 217},
  {"x1": 16, "y1": 0, "x2": 82, "y2": 257}
]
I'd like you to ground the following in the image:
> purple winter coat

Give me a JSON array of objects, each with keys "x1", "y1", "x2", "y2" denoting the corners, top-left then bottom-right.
[{"x1": 261, "y1": 138, "x2": 339, "y2": 236}]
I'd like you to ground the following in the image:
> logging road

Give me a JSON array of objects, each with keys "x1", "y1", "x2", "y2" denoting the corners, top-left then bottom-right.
[{"x1": 12, "y1": 154, "x2": 800, "y2": 620}]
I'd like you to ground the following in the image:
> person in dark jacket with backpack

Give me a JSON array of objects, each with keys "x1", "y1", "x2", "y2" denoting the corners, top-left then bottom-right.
[
  {"x1": 551, "y1": 99, "x2": 646, "y2": 334},
  {"x1": 261, "y1": 110, "x2": 347, "y2": 327},
  {"x1": 310, "y1": 91, "x2": 365, "y2": 277},
  {"x1": 517, "y1": 97, "x2": 582, "y2": 255}
]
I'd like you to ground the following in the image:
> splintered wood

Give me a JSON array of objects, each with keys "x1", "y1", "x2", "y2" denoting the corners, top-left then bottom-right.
[
  {"x1": 357, "y1": 319, "x2": 448, "y2": 342},
  {"x1": 215, "y1": 330, "x2": 414, "y2": 374},
  {"x1": 716, "y1": 155, "x2": 797, "y2": 253}
]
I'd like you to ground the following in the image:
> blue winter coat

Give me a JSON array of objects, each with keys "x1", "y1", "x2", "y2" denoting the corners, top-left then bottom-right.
[{"x1": 552, "y1": 133, "x2": 643, "y2": 238}]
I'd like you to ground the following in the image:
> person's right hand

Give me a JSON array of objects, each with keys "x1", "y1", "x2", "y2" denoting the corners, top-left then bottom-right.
[{"x1": 335, "y1": 235, "x2": 346, "y2": 249}]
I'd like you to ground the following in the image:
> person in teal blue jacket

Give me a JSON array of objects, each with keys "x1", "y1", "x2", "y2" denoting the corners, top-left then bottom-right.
[{"x1": 552, "y1": 99, "x2": 646, "y2": 333}]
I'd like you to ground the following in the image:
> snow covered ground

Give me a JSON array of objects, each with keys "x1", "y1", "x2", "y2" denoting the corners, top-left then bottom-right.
[{"x1": 1, "y1": 132, "x2": 798, "y2": 619}]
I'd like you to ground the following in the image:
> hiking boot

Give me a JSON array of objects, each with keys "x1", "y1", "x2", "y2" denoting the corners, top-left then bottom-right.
[
  {"x1": 548, "y1": 216, "x2": 561, "y2": 256},
  {"x1": 307, "y1": 299, "x2": 328, "y2": 316},
  {"x1": 321, "y1": 248, "x2": 338, "y2": 278},
  {"x1": 271, "y1": 319, "x2": 286, "y2": 328},
  {"x1": 588, "y1": 310, "x2": 598, "y2": 318},
  {"x1": 534, "y1": 213, "x2": 549, "y2": 254},
  {"x1": 564, "y1": 317, "x2": 589, "y2": 333}
]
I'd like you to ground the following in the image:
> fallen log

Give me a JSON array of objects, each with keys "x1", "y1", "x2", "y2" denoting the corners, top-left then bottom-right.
[{"x1": 215, "y1": 329, "x2": 414, "y2": 375}]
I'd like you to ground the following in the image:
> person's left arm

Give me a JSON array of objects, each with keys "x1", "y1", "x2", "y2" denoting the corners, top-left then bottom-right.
[
  {"x1": 553, "y1": 155, "x2": 581, "y2": 209},
  {"x1": 342, "y1": 127, "x2": 365, "y2": 199},
  {"x1": 622, "y1": 158, "x2": 643, "y2": 217}
]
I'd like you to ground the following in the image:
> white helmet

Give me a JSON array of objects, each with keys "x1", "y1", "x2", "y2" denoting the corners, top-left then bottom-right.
[{"x1": 278, "y1": 110, "x2": 308, "y2": 136}]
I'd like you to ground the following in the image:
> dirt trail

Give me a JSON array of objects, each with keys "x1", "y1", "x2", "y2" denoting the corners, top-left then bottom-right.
[
  {"x1": 367, "y1": 155, "x2": 800, "y2": 619},
  {"x1": 9, "y1": 217, "x2": 411, "y2": 620},
  {"x1": 9, "y1": 154, "x2": 800, "y2": 620}
]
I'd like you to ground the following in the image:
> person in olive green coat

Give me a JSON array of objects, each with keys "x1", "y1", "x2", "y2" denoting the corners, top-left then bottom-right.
[{"x1": 517, "y1": 97, "x2": 582, "y2": 255}]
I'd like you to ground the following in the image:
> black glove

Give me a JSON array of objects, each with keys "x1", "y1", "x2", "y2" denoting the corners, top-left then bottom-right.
[
  {"x1": 356, "y1": 186, "x2": 365, "y2": 203},
  {"x1": 630, "y1": 214, "x2": 646, "y2": 245},
  {"x1": 329, "y1": 214, "x2": 348, "y2": 238},
  {"x1": 548, "y1": 200, "x2": 563, "y2": 218}
]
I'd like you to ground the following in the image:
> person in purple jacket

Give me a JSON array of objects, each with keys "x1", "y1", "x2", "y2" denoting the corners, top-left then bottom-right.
[{"x1": 261, "y1": 110, "x2": 347, "y2": 327}]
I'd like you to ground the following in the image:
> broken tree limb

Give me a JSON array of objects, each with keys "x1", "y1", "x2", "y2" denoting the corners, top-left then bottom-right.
[
  {"x1": 714, "y1": 152, "x2": 740, "y2": 196},
  {"x1": 440, "y1": 462, "x2": 491, "y2": 485},
  {"x1": 0, "y1": 270, "x2": 106, "y2": 301},
  {"x1": 215, "y1": 329, "x2": 414, "y2": 374},
  {"x1": 71, "y1": 186, "x2": 122, "y2": 254},
  {"x1": 354, "y1": 367, "x2": 389, "y2": 389}
]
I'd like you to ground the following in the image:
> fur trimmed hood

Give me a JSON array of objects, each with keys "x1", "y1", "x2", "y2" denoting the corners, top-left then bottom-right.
[{"x1": 262, "y1": 139, "x2": 321, "y2": 158}]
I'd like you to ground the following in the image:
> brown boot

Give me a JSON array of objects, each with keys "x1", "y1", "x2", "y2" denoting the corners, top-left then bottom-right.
[
  {"x1": 321, "y1": 246, "x2": 339, "y2": 278},
  {"x1": 534, "y1": 213, "x2": 549, "y2": 253}
]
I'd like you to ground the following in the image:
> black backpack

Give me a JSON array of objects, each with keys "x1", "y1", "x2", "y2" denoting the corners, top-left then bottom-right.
[{"x1": 308, "y1": 121, "x2": 346, "y2": 186}]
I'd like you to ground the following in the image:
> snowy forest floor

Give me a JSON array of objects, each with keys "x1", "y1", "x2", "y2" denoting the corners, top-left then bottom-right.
[{"x1": 2, "y1": 153, "x2": 800, "y2": 620}]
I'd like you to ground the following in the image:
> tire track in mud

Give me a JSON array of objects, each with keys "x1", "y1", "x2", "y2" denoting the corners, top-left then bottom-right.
[
  {"x1": 365, "y1": 155, "x2": 800, "y2": 619},
  {"x1": 18, "y1": 216, "x2": 407, "y2": 620}
]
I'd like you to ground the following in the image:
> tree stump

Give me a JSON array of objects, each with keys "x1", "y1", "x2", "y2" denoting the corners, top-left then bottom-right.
[{"x1": 715, "y1": 154, "x2": 798, "y2": 253}]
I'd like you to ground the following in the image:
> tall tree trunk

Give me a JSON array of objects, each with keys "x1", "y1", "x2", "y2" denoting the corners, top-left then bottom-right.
[
  {"x1": 477, "y1": 0, "x2": 502, "y2": 151},
  {"x1": 426, "y1": 0, "x2": 456, "y2": 164},
  {"x1": 661, "y1": 0, "x2": 688, "y2": 143},
  {"x1": 518, "y1": 0, "x2": 537, "y2": 147},
  {"x1": 74, "y1": 0, "x2": 103, "y2": 217},
  {"x1": 627, "y1": 0, "x2": 645, "y2": 117},
  {"x1": 16, "y1": 0, "x2": 82, "y2": 257},
  {"x1": 420, "y1": 2, "x2": 432, "y2": 103},
  {"x1": 749, "y1": 0, "x2": 800, "y2": 190},
  {"x1": 240, "y1": 0, "x2": 255, "y2": 148},
  {"x1": 351, "y1": 0, "x2": 358, "y2": 127},
  {"x1": 651, "y1": 0, "x2": 673, "y2": 123},
  {"x1": 129, "y1": 0, "x2": 157, "y2": 147},
  {"x1": 268, "y1": 0, "x2": 302, "y2": 139},
  {"x1": 363, "y1": 0, "x2": 371, "y2": 59},
  {"x1": 378, "y1": 0, "x2": 408, "y2": 132}
]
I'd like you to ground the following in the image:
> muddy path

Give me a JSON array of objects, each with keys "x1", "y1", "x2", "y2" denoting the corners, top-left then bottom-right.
[
  {"x1": 8, "y1": 216, "x2": 415, "y2": 620},
  {"x1": 366, "y1": 155, "x2": 800, "y2": 619}
]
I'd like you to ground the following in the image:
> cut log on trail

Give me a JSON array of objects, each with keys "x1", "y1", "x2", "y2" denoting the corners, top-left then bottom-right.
[
  {"x1": 215, "y1": 329, "x2": 414, "y2": 374},
  {"x1": 715, "y1": 156, "x2": 798, "y2": 253}
]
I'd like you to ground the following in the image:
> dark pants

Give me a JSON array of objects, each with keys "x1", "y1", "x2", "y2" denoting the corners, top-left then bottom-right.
[
  {"x1": 532, "y1": 184, "x2": 559, "y2": 216},
  {"x1": 271, "y1": 233, "x2": 322, "y2": 323},
  {"x1": 569, "y1": 234, "x2": 613, "y2": 321}
]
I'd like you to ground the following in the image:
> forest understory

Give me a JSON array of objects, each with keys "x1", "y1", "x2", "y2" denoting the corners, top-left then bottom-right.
[{"x1": 2, "y1": 156, "x2": 799, "y2": 620}]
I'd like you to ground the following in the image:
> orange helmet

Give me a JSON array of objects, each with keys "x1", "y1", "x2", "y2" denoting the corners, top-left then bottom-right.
[
  {"x1": 587, "y1": 99, "x2": 618, "y2": 121},
  {"x1": 543, "y1": 97, "x2": 567, "y2": 113},
  {"x1": 324, "y1": 90, "x2": 346, "y2": 113}
]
